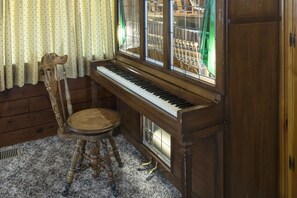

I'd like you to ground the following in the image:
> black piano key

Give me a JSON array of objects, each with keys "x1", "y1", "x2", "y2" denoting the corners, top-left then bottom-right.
[
  {"x1": 153, "y1": 90, "x2": 167, "y2": 95},
  {"x1": 176, "y1": 102, "x2": 194, "y2": 108},
  {"x1": 168, "y1": 98, "x2": 186, "y2": 105},
  {"x1": 162, "y1": 95, "x2": 176, "y2": 100},
  {"x1": 159, "y1": 93, "x2": 173, "y2": 99},
  {"x1": 104, "y1": 65, "x2": 195, "y2": 109}
]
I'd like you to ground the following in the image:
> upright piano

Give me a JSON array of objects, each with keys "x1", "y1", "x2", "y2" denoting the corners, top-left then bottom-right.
[{"x1": 90, "y1": 0, "x2": 226, "y2": 197}]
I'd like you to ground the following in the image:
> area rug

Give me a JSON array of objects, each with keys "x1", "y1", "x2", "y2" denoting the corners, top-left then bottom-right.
[{"x1": 0, "y1": 135, "x2": 181, "y2": 198}]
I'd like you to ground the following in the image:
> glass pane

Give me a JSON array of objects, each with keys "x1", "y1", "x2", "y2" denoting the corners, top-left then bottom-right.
[
  {"x1": 171, "y1": 0, "x2": 216, "y2": 85},
  {"x1": 145, "y1": 0, "x2": 164, "y2": 66},
  {"x1": 142, "y1": 116, "x2": 171, "y2": 167},
  {"x1": 118, "y1": 0, "x2": 140, "y2": 58}
]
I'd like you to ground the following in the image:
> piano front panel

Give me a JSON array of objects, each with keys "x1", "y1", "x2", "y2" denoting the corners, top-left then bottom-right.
[
  {"x1": 91, "y1": 61, "x2": 223, "y2": 140},
  {"x1": 191, "y1": 131, "x2": 224, "y2": 197},
  {"x1": 115, "y1": 98, "x2": 223, "y2": 198}
]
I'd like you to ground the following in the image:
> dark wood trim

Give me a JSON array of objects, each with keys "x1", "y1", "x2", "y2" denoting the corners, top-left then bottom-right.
[
  {"x1": 181, "y1": 145, "x2": 193, "y2": 198},
  {"x1": 163, "y1": 0, "x2": 171, "y2": 70},
  {"x1": 0, "y1": 122, "x2": 58, "y2": 147},
  {"x1": 139, "y1": 0, "x2": 145, "y2": 60},
  {"x1": 216, "y1": 131, "x2": 224, "y2": 197},
  {"x1": 228, "y1": 16, "x2": 281, "y2": 24}
]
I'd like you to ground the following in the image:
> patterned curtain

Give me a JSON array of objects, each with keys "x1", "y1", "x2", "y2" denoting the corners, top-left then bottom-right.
[{"x1": 0, "y1": 0, "x2": 115, "y2": 92}]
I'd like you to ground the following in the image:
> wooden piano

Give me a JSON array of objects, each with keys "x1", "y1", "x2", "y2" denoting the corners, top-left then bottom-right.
[
  {"x1": 91, "y1": 0, "x2": 281, "y2": 197},
  {"x1": 90, "y1": 57, "x2": 225, "y2": 198},
  {"x1": 90, "y1": 0, "x2": 226, "y2": 197}
]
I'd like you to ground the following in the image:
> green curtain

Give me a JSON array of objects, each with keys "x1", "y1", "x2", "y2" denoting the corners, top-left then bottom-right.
[
  {"x1": 200, "y1": 0, "x2": 216, "y2": 76},
  {"x1": 119, "y1": 0, "x2": 126, "y2": 47}
]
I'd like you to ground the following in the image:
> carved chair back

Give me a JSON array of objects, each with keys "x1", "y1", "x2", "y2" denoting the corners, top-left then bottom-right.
[{"x1": 40, "y1": 53, "x2": 71, "y2": 129}]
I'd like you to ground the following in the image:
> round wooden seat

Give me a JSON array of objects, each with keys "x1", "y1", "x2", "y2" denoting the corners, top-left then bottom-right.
[{"x1": 67, "y1": 108, "x2": 121, "y2": 134}]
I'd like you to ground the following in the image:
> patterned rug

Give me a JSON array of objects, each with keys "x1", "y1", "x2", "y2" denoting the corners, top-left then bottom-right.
[{"x1": 0, "y1": 135, "x2": 181, "y2": 198}]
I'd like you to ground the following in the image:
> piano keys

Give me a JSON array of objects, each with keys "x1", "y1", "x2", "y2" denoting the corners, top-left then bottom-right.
[{"x1": 97, "y1": 65, "x2": 194, "y2": 117}]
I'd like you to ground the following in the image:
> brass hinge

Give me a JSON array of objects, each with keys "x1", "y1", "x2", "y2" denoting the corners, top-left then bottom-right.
[
  {"x1": 289, "y1": 156, "x2": 295, "y2": 171},
  {"x1": 290, "y1": 33, "x2": 296, "y2": 48}
]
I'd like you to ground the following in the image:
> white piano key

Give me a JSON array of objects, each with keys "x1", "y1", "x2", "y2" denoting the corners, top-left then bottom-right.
[{"x1": 97, "y1": 66, "x2": 181, "y2": 117}]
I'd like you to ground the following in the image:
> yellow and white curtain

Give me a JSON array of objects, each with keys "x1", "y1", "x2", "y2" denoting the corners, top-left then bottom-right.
[{"x1": 0, "y1": 0, "x2": 115, "y2": 91}]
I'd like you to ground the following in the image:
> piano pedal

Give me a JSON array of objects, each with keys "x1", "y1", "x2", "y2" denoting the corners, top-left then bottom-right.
[
  {"x1": 147, "y1": 162, "x2": 158, "y2": 176},
  {"x1": 137, "y1": 157, "x2": 152, "y2": 171},
  {"x1": 140, "y1": 157, "x2": 152, "y2": 166},
  {"x1": 137, "y1": 166, "x2": 152, "y2": 171},
  {"x1": 145, "y1": 169, "x2": 158, "y2": 181}
]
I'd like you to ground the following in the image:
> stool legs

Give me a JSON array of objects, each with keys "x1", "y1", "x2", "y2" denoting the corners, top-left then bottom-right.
[
  {"x1": 89, "y1": 141, "x2": 101, "y2": 178},
  {"x1": 62, "y1": 139, "x2": 85, "y2": 197},
  {"x1": 62, "y1": 136, "x2": 122, "y2": 197},
  {"x1": 102, "y1": 138, "x2": 118, "y2": 197},
  {"x1": 108, "y1": 135, "x2": 124, "y2": 167},
  {"x1": 77, "y1": 140, "x2": 86, "y2": 170}
]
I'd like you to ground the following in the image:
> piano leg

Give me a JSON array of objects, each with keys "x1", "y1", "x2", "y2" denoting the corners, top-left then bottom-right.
[{"x1": 181, "y1": 145, "x2": 193, "y2": 198}]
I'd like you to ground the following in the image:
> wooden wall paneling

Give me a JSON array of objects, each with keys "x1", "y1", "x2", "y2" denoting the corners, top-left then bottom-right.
[
  {"x1": 0, "y1": 83, "x2": 47, "y2": 102},
  {"x1": 229, "y1": 0, "x2": 279, "y2": 20},
  {"x1": 65, "y1": 77, "x2": 92, "y2": 90},
  {"x1": 0, "y1": 77, "x2": 91, "y2": 103},
  {"x1": 0, "y1": 109, "x2": 56, "y2": 134},
  {"x1": 227, "y1": 22, "x2": 279, "y2": 197},
  {"x1": 29, "y1": 96, "x2": 51, "y2": 112},
  {"x1": 0, "y1": 99, "x2": 29, "y2": 117},
  {"x1": 289, "y1": 1, "x2": 297, "y2": 198},
  {"x1": 0, "y1": 122, "x2": 58, "y2": 147}
]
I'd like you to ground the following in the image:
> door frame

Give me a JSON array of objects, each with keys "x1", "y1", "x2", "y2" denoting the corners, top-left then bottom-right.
[{"x1": 280, "y1": 0, "x2": 295, "y2": 197}]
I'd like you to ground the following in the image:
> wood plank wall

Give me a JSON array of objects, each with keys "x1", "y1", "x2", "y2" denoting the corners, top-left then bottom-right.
[
  {"x1": 0, "y1": 77, "x2": 116, "y2": 148},
  {"x1": 226, "y1": 0, "x2": 279, "y2": 197}
]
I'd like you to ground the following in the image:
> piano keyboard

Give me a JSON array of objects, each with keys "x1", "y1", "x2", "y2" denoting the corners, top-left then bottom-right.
[{"x1": 97, "y1": 65, "x2": 194, "y2": 117}]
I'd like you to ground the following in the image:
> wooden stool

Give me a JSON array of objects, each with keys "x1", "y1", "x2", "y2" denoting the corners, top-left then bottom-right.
[{"x1": 40, "y1": 53, "x2": 123, "y2": 197}]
